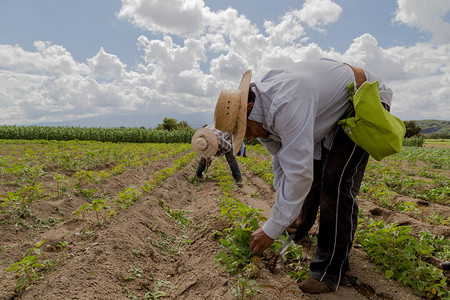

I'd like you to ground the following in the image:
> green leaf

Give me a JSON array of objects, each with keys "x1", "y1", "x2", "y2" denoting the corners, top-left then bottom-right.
[{"x1": 385, "y1": 269, "x2": 394, "y2": 279}]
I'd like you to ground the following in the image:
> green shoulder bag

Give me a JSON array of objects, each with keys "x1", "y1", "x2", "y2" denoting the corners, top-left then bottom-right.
[{"x1": 337, "y1": 80, "x2": 406, "y2": 161}]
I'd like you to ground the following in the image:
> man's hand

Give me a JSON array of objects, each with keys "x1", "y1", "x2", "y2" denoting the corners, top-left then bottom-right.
[
  {"x1": 206, "y1": 158, "x2": 212, "y2": 167},
  {"x1": 250, "y1": 228, "x2": 274, "y2": 254}
]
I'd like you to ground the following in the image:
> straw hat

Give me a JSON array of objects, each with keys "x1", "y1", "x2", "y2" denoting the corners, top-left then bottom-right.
[
  {"x1": 191, "y1": 128, "x2": 218, "y2": 158},
  {"x1": 214, "y1": 70, "x2": 252, "y2": 156}
]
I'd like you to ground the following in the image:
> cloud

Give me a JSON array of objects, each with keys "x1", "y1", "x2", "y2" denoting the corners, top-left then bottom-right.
[
  {"x1": 294, "y1": 0, "x2": 342, "y2": 31},
  {"x1": 117, "y1": 0, "x2": 207, "y2": 37},
  {"x1": 264, "y1": 13, "x2": 305, "y2": 46},
  {"x1": 87, "y1": 48, "x2": 126, "y2": 80},
  {"x1": 0, "y1": 42, "x2": 90, "y2": 74},
  {"x1": 394, "y1": 0, "x2": 450, "y2": 44},
  {"x1": 1, "y1": 0, "x2": 449, "y2": 126}
]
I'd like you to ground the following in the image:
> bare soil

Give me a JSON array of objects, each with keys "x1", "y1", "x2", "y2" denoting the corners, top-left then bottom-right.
[{"x1": 1, "y1": 155, "x2": 448, "y2": 300}]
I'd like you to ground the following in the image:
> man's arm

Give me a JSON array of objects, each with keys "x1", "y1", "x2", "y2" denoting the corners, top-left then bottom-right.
[{"x1": 251, "y1": 96, "x2": 317, "y2": 253}]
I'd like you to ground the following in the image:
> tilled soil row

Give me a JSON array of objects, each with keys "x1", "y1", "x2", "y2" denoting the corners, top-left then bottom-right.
[
  {"x1": 0, "y1": 156, "x2": 445, "y2": 299},
  {"x1": 0, "y1": 151, "x2": 191, "y2": 300}
]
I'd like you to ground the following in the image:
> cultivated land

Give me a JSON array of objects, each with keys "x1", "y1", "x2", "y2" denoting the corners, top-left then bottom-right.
[{"x1": 0, "y1": 139, "x2": 449, "y2": 299}]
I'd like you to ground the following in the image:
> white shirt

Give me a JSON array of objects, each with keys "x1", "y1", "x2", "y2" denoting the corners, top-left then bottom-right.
[{"x1": 249, "y1": 58, "x2": 393, "y2": 239}]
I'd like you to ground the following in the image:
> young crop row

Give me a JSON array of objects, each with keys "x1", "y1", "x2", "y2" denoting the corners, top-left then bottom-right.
[
  {"x1": 0, "y1": 125, "x2": 195, "y2": 143},
  {"x1": 364, "y1": 162, "x2": 449, "y2": 205},
  {"x1": 0, "y1": 140, "x2": 192, "y2": 229},
  {"x1": 386, "y1": 146, "x2": 450, "y2": 170},
  {"x1": 3, "y1": 148, "x2": 197, "y2": 292},
  {"x1": 356, "y1": 217, "x2": 450, "y2": 298},
  {"x1": 207, "y1": 157, "x2": 305, "y2": 299}
]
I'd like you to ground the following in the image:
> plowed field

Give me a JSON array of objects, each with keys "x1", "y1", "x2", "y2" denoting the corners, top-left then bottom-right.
[{"x1": 0, "y1": 140, "x2": 449, "y2": 299}]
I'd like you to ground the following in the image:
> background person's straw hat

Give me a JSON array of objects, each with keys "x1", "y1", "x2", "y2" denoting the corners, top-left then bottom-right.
[
  {"x1": 191, "y1": 128, "x2": 218, "y2": 158},
  {"x1": 214, "y1": 70, "x2": 252, "y2": 156}
]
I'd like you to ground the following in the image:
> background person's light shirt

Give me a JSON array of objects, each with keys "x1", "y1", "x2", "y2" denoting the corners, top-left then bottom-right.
[{"x1": 248, "y1": 58, "x2": 393, "y2": 239}]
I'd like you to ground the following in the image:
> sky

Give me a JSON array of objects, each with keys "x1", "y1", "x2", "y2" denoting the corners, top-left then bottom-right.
[{"x1": 0, "y1": 0, "x2": 449, "y2": 128}]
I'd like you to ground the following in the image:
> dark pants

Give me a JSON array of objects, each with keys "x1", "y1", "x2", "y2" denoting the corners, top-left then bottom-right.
[
  {"x1": 295, "y1": 128, "x2": 369, "y2": 291},
  {"x1": 195, "y1": 147, "x2": 242, "y2": 181}
]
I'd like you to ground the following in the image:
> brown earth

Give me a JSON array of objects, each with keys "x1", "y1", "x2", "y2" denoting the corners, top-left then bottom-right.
[{"x1": 0, "y1": 154, "x2": 448, "y2": 300}]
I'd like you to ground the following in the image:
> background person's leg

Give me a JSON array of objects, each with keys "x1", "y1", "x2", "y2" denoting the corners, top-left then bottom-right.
[
  {"x1": 225, "y1": 148, "x2": 242, "y2": 181},
  {"x1": 195, "y1": 157, "x2": 207, "y2": 178}
]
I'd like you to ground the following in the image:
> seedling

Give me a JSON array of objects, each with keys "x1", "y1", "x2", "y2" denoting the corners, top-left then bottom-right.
[
  {"x1": 260, "y1": 283, "x2": 300, "y2": 299},
  {"x1": 6, "y1": 240, "x2": 52, "y2": 290},
  {"x1": 233, "y1": 274, "x2": 260, "y2": 300},
  {"x1": 6, "y1": 255, "x2": 43, "y2": 290},
  {"x1": 72, "y1": 198, "x2": 110, "y2": 223}
]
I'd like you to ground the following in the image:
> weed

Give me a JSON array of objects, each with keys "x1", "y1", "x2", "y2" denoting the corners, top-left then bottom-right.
[
  {"x1": 123, "y1": 268, "x2": 143, "y2": 282},
  {"x1": 158, "y1": 200, "x2": 192, "y2": 225},
  {"x1": 249, "y1": 191, "x2": 260, "y2": 198},
  {"x1": 148, "y1": 230, "x2": 191, "y2": 256}
]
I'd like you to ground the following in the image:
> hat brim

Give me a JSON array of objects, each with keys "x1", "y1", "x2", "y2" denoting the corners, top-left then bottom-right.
[
  {"x1": 232, "y1": 70, "x2": 252, "y2": 156},
  {"x1": 191, "y1": 128, "x2": 218, "y2": 158}
]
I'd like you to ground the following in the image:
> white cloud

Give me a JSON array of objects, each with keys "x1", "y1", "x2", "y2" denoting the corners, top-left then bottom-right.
[
  {"x1": 0, "y1": 42, "x2": 90, "y2": 74},
  {"x1": 117, "y1": 0, "x2": 207, "y2": 37},
  {"x1": 294, "y1": 0, "x2": 342, "y2": 31},
  {"x1": 394, "y1": 0, "x2": 450, "y2": 44},
  {"x1": 264, "y1": 13, "x2": 305, "y2": 46},
  {"x1": 87, "y1": 48, "x2": 126, "y2": 79},
  {"x1": 1, "y1": 1, "x2": 449, "y2": 126}
]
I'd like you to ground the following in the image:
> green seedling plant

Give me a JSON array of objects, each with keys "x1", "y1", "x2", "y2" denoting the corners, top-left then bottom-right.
[
  {"x1": 212, "y1": 159, "x2": 269, "y2": 275},
  {"x1": 6, "y1": 255, "x2": 44, "y2": 290},
  {"x1": 356, "y1": 218, "x2": 449, "y2": 298},
  {"x1": 259, "y1": 283, "x2": 301, "y2": 300},
  {"x1": 72, "y1": 198, "x2": 110, "y2": 224},
  {"x1": 186, "y1": 175, "x2": 202, "y2": 186},
  {"x1": 5, "y1": 240, "x2": 53, "y2": 291},
  {"x1": 52, "y1": 173, "x2": 69, "y2": 196},
  {"x1": 114, "y1": 187, "x2": 141, "y2": 209},
  {"x1": 158, "y1": 200, "x2": 192, "y2": 226},
  {"x1": 233, "y1": 274, "x2": 260, "y2": 300}
]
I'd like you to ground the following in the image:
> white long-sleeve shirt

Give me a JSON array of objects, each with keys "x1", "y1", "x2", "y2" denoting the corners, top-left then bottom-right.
[{"x1": 249, "y1": 58, "x2": 393, "y2": 239}]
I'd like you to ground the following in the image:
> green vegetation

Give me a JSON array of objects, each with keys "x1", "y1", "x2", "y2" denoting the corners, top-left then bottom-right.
[
  {"x1": 414, "y1": 119, "x2": 450, "y2": 138},
  {"x1": 356, "y1": 218, "x2": 449, "y2": 298},
  {"x1": 155, "y1": 117, "x2": 193, "y2": 131},
  {"x1": 5, "y1": 240, "x2": 67, "y2": 291},
  {"x1": 0, "y1": 125, "x2": 194, "y2": 143}
]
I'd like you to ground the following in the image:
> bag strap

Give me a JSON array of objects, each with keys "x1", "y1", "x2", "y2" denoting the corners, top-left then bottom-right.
[
  {"x1": 347, "y1": 81, "x2": 355, "y2": 102},
  {"x1": 340, "y1": 82, "x2": 356, "y2": 119}
]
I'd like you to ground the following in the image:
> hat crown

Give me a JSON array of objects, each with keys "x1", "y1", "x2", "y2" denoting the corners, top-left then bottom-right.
[
  {"x1": 214, "y1": 89, "x2": 241, "y2": 133},
  {"x1": 213, "y1": 69, "x2": 252, "y2": 156},
  {"x1": 191, "y1": 127, "x2": 219, "y2": 158},
  {"x1": 195, "y1": 137, "x2": 208, "y2": 151}
]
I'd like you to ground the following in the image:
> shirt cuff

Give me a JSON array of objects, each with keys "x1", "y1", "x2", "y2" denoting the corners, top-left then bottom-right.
[{"x1": 262, "y1": 217, "x2": 285, "y2": 240}]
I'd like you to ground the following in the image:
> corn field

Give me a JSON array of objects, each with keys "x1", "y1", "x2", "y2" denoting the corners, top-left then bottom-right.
[{"x1": 0, "y1": 125, "x2": 195, "y2": 143}]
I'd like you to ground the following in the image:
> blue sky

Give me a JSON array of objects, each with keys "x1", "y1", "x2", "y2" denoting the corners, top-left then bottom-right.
[{"x1": 0, "y1": 0, "x2": 449, "y2": 128}]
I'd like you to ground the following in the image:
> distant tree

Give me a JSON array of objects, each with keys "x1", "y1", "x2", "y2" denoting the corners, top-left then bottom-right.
[
  {"x1": 156, "y1": 117, "x2": 193, "y2": 131},
  {"x1": 177, "y1": 120, "x2": 192, "y2": 130},
  {"x1": 404, "y1": 121, "x2": 422, "y2": 138}
]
